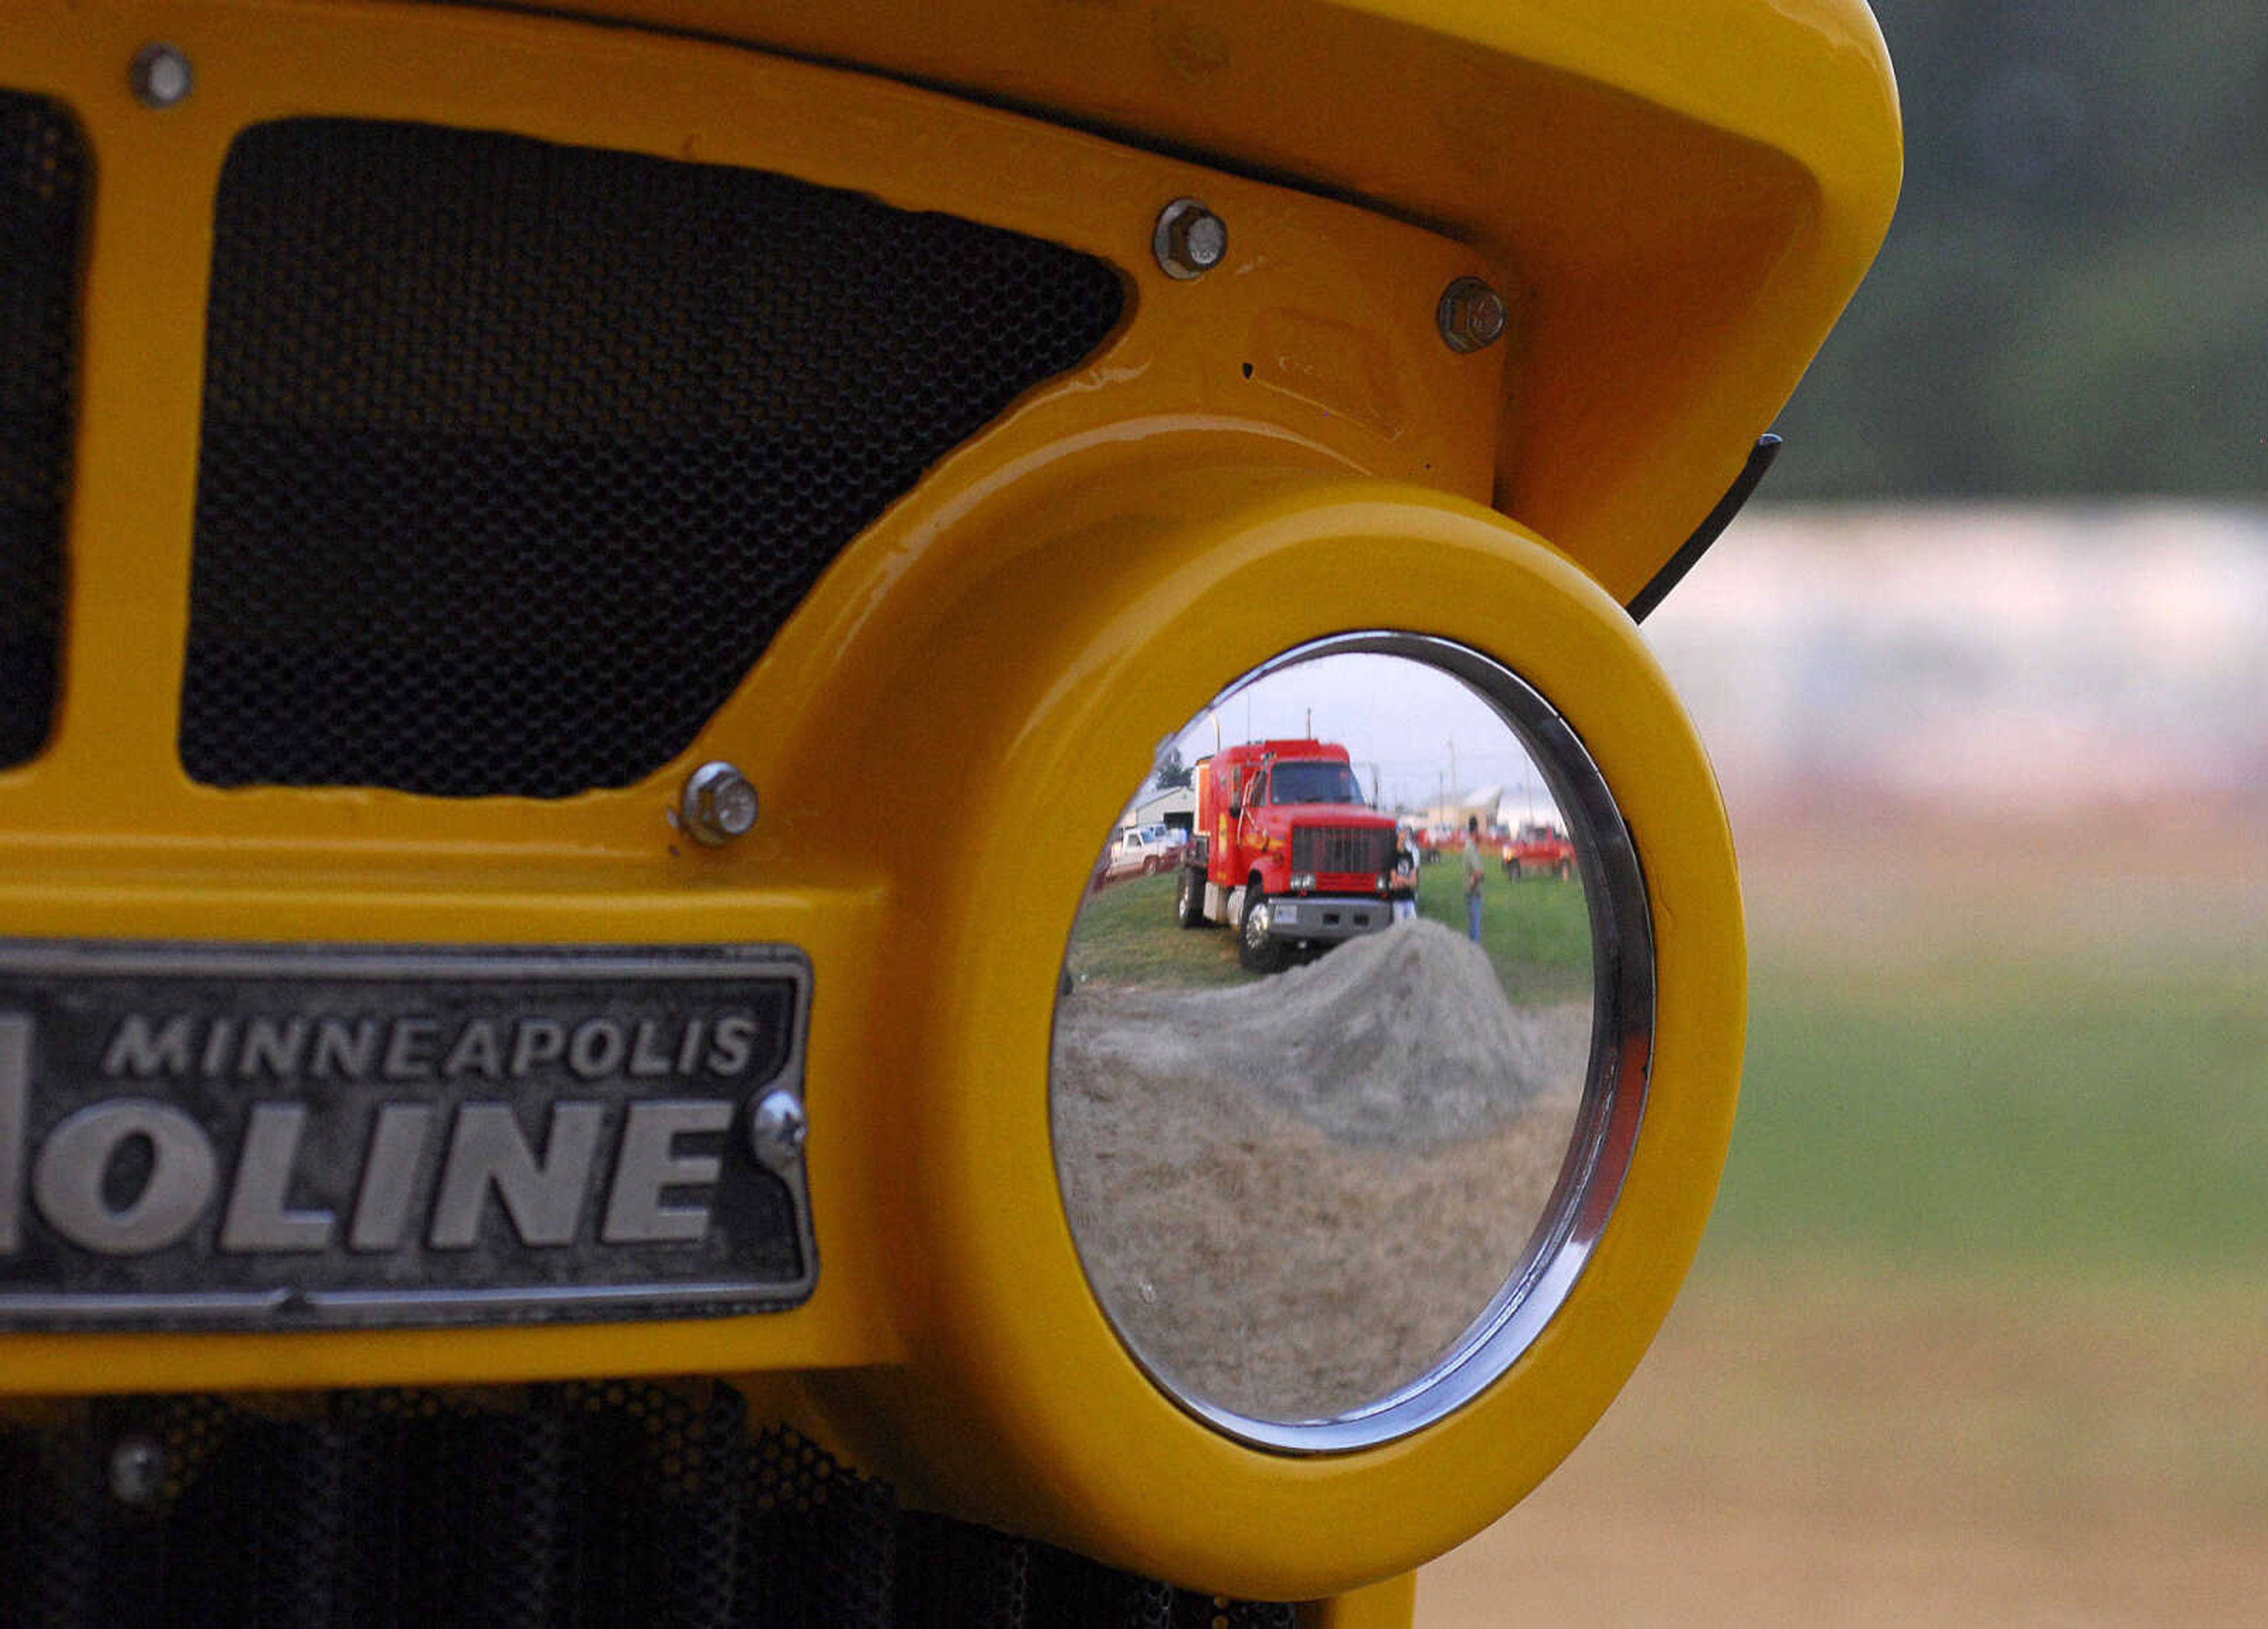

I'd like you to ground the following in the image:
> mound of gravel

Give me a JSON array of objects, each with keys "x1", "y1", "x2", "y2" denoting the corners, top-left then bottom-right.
[
  {"x1": 1057, "y1": 918, "x2": 1585, "y2": 1152},
  {"x1": 1048, "y1": 919, "x2": 1593, "y2": 1418}
]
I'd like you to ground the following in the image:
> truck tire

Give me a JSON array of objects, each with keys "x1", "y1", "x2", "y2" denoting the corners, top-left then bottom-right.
[
  {"x1": 1175, "y1": 866, "x2": 1207, "y2": 928},
  {"x1": 1239, "y1": 885, "x2": 1286, "y2": 973}
]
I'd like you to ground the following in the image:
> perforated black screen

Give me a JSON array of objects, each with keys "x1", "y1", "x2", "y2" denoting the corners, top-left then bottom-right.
[
  {"x1": 0, "y1": 1382, "x2": 1299, "y2": 1628},
  {"x1": 0, "y1": 92, "x2": 84, "y2": 771},
  {"x1": 182, "y1": 119, "x2": 1126, "y2": 797}
]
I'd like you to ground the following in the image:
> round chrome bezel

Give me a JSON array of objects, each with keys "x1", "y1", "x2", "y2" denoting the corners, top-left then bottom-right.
[{"x1": 1058, "y1": 631, "x2": 1657, "y2": 1455}]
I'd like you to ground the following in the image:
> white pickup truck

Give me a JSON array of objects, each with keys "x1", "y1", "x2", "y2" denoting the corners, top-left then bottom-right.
[{"x1": 1104, "y1": 822, "x2": 1186, "y2": 879}]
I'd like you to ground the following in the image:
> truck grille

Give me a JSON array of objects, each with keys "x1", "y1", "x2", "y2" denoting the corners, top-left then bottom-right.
[
  {"x1": 1292, "y1": 825, "x2": 1394, "y2": 877},
  {"x1": 180, "y1": 119, "x2": 1125, "y2": 799},
  {"x1": 0, "y1": 92, "x2": 84, "y2": 772},
  {"x1": 0, "y1": 1381, "x2": 1295, "y2": 1628}
]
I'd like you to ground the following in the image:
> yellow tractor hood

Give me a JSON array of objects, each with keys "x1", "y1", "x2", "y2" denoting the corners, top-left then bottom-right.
[{"x1": 539, "y1": 0, "x2": 1904, "y2": 598}]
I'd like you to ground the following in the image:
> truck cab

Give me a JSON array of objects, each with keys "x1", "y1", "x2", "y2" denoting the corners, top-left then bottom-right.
[{"x1": 1178, "y1": 740, "x2": 1401, "y2": 971}]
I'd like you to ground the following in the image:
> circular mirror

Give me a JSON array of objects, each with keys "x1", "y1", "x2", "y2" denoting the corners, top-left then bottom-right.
[{"x1": 1050, "y1": 634, "x2": 1653, "y2": 1452}]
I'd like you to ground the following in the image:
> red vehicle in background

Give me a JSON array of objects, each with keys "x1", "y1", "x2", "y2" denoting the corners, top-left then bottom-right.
[
  {"x1": 1175, "y1": 739, "x2": 1400, "y2": 972},
  {"x1": 1502, "y1": 821, "x2": 1576, "y2": 879}
]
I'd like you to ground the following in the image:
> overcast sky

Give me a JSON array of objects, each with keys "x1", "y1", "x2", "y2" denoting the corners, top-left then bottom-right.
[{"x1": 1166, "y1": 652, "x2": 1560, "y2": 816}]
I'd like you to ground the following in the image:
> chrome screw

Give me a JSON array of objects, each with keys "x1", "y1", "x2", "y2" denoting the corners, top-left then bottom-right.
[
  {"x1": 748, "y1": 1088, "x2": 809, "y2": 1172},
  {"x1": 1436, "y1": 275, "x2": 1510, "y2": 353},
  {"x1": 1152, "y1": 198, "x2": 1228, "y2": 280},
  {"x1": 679, "y1": 761, "x2": 758, "y2": 846},
  {"x1": 130, "y1": 44, "x2": 194, "y2": 110},
  {"x1": 108, "y1": 1435, "x2": 167, "y2": 1506}
]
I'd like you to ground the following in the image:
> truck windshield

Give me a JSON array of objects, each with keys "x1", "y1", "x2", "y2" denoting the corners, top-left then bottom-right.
[{"x1": 1267, "y1": 761, "x2": 1365, "y2": 805}]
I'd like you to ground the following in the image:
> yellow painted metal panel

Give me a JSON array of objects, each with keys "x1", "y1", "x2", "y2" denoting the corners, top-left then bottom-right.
[
  {"x1": 465, "y1": 0, "x2": 1903, "y2": 594},
  {"x1": 1306, "y1": 1571, "x2": 1419, "y2": 1627},
  {"x1": 2, "y1": 0, "x2": 1500, "y2": 1413},
  {"x1": 1, "y1": 0, "x2": 1501, "y2": 843},
  {"x1": 0, "y1": 1, "x2": 1806, "y2": 1609},
  {"x1": 777, "y1": 467, "x2": 1746, "y2": 1597}
]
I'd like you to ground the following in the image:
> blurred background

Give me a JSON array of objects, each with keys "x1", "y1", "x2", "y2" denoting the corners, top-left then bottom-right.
[{"x1": 1421, "y1": 4, "x2": 2266, "y2": 1621}]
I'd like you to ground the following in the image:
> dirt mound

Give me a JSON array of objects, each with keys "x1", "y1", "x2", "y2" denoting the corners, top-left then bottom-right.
[
  {"x1": 1186, "y1": 918, "x2": 1567, "y2": 1147},
  {"x1": 1050, "y1": 921, "x2": 1591, "y2": 1421},
  {"x1": 1064, "y1": 918, "x2": 1578, "y2": 1152}
]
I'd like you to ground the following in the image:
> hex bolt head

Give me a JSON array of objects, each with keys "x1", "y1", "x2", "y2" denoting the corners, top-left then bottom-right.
[
  {"x1": 1153, "y1": 198, "x2": 1228, "y2": 280},
  {"x1": 748, "y1": 1089, "x2": 809, "y2": 1172},
  {"x1": 108, "y1": 1435, "x2": 167, "y2": 1506},
  {"x1": 1436, "y1": 276, "x2": 1510, "y2": 353},
  {"x1": 680, "y1": 761, "x2": 758, "y2": 846},
  {"x1": 130, "y1": 44, "x2": 194, "y2": 110}
]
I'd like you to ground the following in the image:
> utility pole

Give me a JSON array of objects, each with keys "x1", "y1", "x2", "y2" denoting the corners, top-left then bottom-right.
[{"x1": 1447, "y1": 737, "x2": 1458, "y2": 803}]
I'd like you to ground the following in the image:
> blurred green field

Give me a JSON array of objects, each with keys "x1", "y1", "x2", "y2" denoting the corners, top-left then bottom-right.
[
  {"x1": 1713, "y1": 956, "x2": 2268, "y2": 1270},
  {"x1": 1411, "y1": 858, "x2": 1592, "y2": 1004},
  {"x1": 1424, "y1": 821, "x2": 2268, "y2": 1625},
  {"x1": 1061, "y1": 859, "x2": 1591, "y2": 1004}
]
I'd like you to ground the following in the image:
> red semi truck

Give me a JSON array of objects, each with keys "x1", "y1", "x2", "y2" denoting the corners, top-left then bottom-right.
[{"x1": 1175, "y1": 739, "x2": 1403, "y2": 972}]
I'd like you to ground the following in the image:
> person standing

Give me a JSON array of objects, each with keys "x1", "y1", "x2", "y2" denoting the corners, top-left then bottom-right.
[{"x1": 1463, "y1": 814, "x2": 1485, "y2": 943}]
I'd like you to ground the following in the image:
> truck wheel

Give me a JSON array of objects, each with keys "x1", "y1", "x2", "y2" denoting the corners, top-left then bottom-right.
[
  {"x1": 1239, "y1": 887, "x2": 1286, "y2": 973},
  {"x1": 1142, "y1": 855, "x2": 1158, "y2": 877},
  {"x1": 1175, "y1": 866, "x2": 1207, "y2": 928}
]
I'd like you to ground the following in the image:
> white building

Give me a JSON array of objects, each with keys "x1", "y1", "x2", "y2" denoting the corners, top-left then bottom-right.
[{"x1": 1125, "y1": 784, "x2": 1197, "y2": 833}]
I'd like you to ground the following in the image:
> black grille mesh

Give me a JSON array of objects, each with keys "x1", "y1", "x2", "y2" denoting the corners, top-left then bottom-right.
[
  {"x1": 1291, "y1": 826, "x2": 1396, "y2": 877},
  {"x1": 0, "y1": 1382, "x2": 1298, "y2": 1628},
  {"x1": 0, "y1": 92, "x2": 84, "y2": 771},
  {"x1": 182, "y1": 119, "x2": 1126, "y2": 798}
]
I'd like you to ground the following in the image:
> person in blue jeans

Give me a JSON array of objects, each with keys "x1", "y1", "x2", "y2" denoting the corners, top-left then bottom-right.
[{"x1": 1463, "y1": 814, "x2": 1485, "y2": 943}]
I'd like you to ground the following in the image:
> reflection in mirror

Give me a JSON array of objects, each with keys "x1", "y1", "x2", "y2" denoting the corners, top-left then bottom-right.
[{"x1": 1051, "y1": 639, "x2": 1637, "y2": 1445}]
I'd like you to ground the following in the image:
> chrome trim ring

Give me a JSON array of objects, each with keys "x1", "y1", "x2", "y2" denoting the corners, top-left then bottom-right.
[{"x1": 1085, "y1": 631, "x2": 1656, "y2": 1456}]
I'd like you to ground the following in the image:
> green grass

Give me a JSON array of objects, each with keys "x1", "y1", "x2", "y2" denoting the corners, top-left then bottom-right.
[
  {"x1": 1062, "y1": 861, "x2": 1593, "y2": 1002},
  {"x1": 1062, "y1": 872, "x2": 1249, "y2": 989},
  {"x1": 1706, "y1": 957, "x2": 2268, "y2": 1271},
  {"x1": 1413, "y1": 858, "x2": 1593, "y2": 1002}
]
